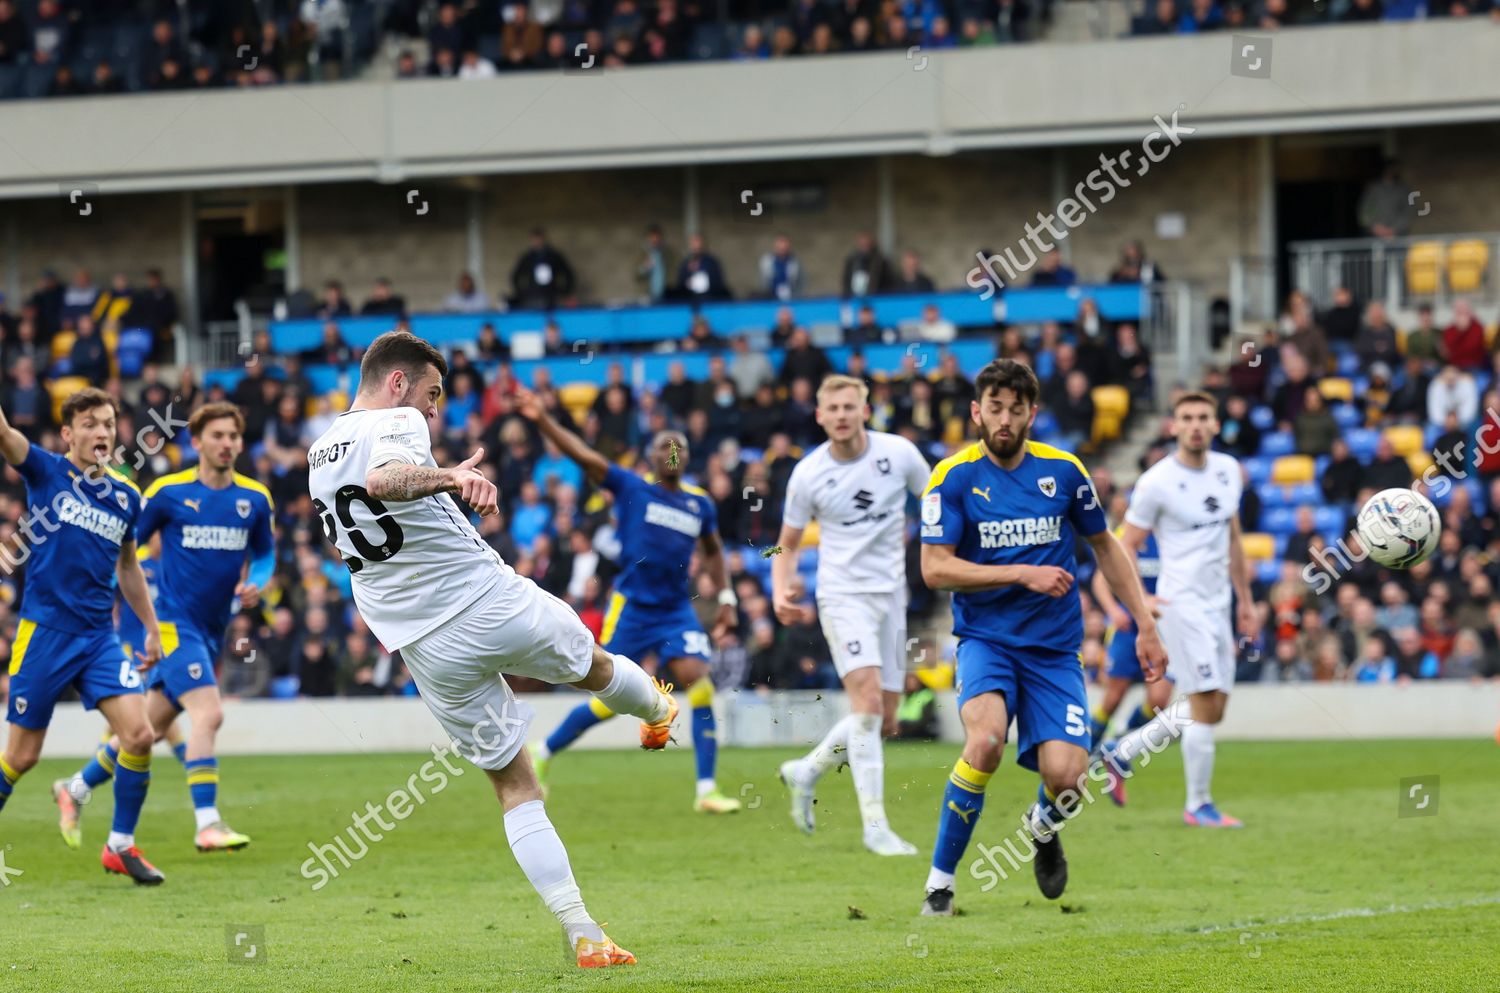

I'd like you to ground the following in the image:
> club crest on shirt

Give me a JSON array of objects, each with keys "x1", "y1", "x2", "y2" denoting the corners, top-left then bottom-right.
[
  {"x1": 115, "y1": 491, "x2": 130, "y2": 511},
  {"x1": 237, "y1": 498, "x2": 252, "y2": 519},
  {"x1": 14, "y1": 697, "x2": 26, "y2": 715},
  {"x1": 1037, "y1": 476, "x2": 1057, "y2": 498},
  {"x1": 876, "y1": 457, "x2": 891, "y2": 475},
  {"x1": 188, "y1": 663, "x2": 203, "y2": 680},
  {"x1": 1216, "y1": 469, "x2": 1229, "y2": 485}
]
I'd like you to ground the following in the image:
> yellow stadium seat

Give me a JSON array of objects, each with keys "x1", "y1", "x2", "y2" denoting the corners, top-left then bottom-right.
[
  {"x1": 1407, "y1": 452, "x2": 1434, "y2": 479},
  {"x1": 1318, "y1": 378, "x2": 1353, "y2": 402},
  {"x1": 1448, "y1": 239, "x2": 1490, "y2": 294},
  {"x1": 1240, "y1": 532, "x2": 1276, "y2": 561},
  {"x1": 942, "y1": 417, "x2": 967, "y2": 448},
  {"x1": 1384, "y1": 425, "x2": 1425, "y2": 458},
  {"x1": 1271, "y1": 455, "x2": 1314, "y2": 485},
  {"x1": 1092, "y1": 411, "x2": 1123, "y2": 444},
  {"x1": 1405, "y1": 241, "x2": 1445, "y2": 296},
  {"x1": 1091, "y1": 385, "x2": 1130, "y2": 419},
  {"x1": 50, "y1": 330, "x2": 76, "y2": 361},
  {"x1": 559, "y1": 383, "x2": 599, "y2": 423},
  {"x1": 46, "y1": 376, "x2": 93, "y2": 421}
]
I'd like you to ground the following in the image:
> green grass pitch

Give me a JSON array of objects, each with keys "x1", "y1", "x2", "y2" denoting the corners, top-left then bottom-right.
[{"x1": 1, "y1": 738, "x2": 1496, "y2": 992}]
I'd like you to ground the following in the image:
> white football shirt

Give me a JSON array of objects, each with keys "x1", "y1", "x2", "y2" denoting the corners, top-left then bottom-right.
[
  {"x1": 782, "y1": 430, "x2": 929, "y2": 596},
  {"x1": 1124, "y1": 450, "x2": 1242, "y2": 612},
  {"x1": 307, "y1": 406, "x2": 505, "y2": 650}
]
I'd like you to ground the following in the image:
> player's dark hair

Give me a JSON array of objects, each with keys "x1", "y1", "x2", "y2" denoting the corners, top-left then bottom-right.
[
  {"x1": 189, "y1": 401, "x2": 246, "y2": 437},
  {"x1": 59, "y1": 387, "x2": 117, "y2": 426},
  {"x1": 359, "y1": 331, "x2": 448, "y2": 393},
  {"x1": 974, "y1": 358, "x2": 1040, "y2": 406},
  {"x1": 1173, "y1": 391, "x2": 1218, "y2": 414}
]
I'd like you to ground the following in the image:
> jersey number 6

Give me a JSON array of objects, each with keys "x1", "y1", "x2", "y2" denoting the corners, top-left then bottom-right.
[{"x1": 313, "y1": 485, "x2": 405, "y2": 574}]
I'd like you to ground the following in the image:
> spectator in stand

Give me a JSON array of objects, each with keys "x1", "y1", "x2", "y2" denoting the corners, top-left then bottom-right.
[
  {"x1": 740, "y1": 383, "x2": 781, "y2": 448},
  {"x1": 252, "y1": 20, "x2": 287, "y2": 83},
  {"x1": 91, "y1": 60, "x2": 123, "y2": 94},
  {"x1": 29, "y1": 0, "x2": 69, "y2": 66},
  {"x1": 60, "y1": 267, "x2": 99, "y2": 326},
  {"x1": 636, "y1": 223, "x2": 669, "y2": 303},
  {"x1": 734, "y1": 23, "x2": 769, "y2": 59},
  {"x1": 443, "y1": 271, "x2": 490, "y2": 312},
  {"x1": 1321, "y1": 438, "x2": 1364, "y2": 504},
  {"x1": 912, "y1": 303, "x2": 956, "y2": 344},
  {"x1": 759, "y1": 234, "x2": 803, "y2": 301},
  {"x1": 846, "y1": 304, "x2": 889, "y2": 348},
  {"x1": 1286, "y1": 299, "x2": 1330, "y2": 373},
  {"x1": 395, "y1": 49, "x2": 421, "y2": 77},
  {"x1": 1442, "y1": 299, "x2": 1487, "y2": 370},
  {"x1": 729, "y1": 334, "x2": 774, "y2": 397},
  {"x1": 91, "y1": 272, "x2": 135, "y2": 328},
  {"x1": 302, "y1": 321, "x2": 354, "y2": 365},
  {"x1": 1357, "y1": 161, "x2": 1415, "y2": 239},
  {"x1": 27, "y1": 269, "x2": 62, "y2": 337},
  {"x1": 881, "y1": 249, "x2": 928, "y2": 294},
  {"x1": 1029, "y1": 249, "x2": 1077, "y2": 287},
  {"x1": 459, "y1": 48, "x2": 499, "y2": 78},
  {"x1": 781, "y1": 377, "x2": 821, "y2": 447},
  {"x1": 1294, "y1": 386, "x2": 1338, "y2": 456},
  {"x1": 1342, "y1": 0, "x2": 1384, "y2": 19},
  {"x1": 1348, "y1": 633, "x2": 1396, "y2": 683},
  {"x1": 510, "y1": 228, "x2": 575, "y2": 310},
  {"x1": 660, "y1": 361, "x2": 695, "y2": 421},
  {"x1": 779, "y1": 327, "x2": 834, "y2": 389},
  {"x1": 1217, "y1": 394, "x2": 1262, "y2": 458},
  {"x1": 1109, "y1": 323, "x2": 1153, "y2": 402},
  {"x1": 1427, "y1": 364, "x2": 1479, "y2": 427},
  {"x1": 429, "y1": 2, "x2": 469, "y2": 54},
  {"x1": 1134, "y1": 0, "x2": 1181, "y2": 33},
  {"x1": 1177, "y1": 0, "x2": 1225, "y2": 31},
  {"x1": 1404, "y1": 303, "x2": 1441, "y2": 365},
  {"x1": 359, "y1": 277, "x2": 407, "y2": 317},
  {"x1": 69, "y1": 316, "x2": 110, "y2": 386},
  {"x1": 1367, "y1": 436, "x2": 1415, "y2": 492},
  {"x1": 428, "y1": 46, "x2": 459, "y2": 77},
  {"x1": 0, "y1": 1, "x2": 29, "y2": 65},
  {"x1": 1052, "y1": 370, "x2": 1095, "y2": 451},
  {"x1": 0, "y1": 356, "x2": 51, "y2": 439},
  {"x1": 1108, "y1": 240, "x2": 1164, "y2": 283},
  {"x1": 683, "y1": 315, "x2": 724, "y2": 352},
  {"x1": 1355, "y1": 300, "x2": 1399, "y2": 364},
  {"x1": 317, "y1": 279, "x2": 353, "y2": 319},
  {"x1": 1320, "y1": 286, "x2": 1361, "y2": 343},
  {"x1": 1385, "y1": 355, "x2": 1430, "y2": 421},
  {"x1": 475, "y1": 321, "x2": 507, "y2": 360},
  {"x1": 1393, "y1": 625, "x2": 1439, "y2": 680},
  {"x1": 301, "y1": 0, "x2": 349, "y2": 78},
  {"x1": 677, "y1": 233, "x2": 731, "y2": 301},
  {"x1": 841, "y1": 230, "x2": 891, "y2": 297}
]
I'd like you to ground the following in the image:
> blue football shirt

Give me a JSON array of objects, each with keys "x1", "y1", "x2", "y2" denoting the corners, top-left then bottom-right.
[
  {"x1": 920, "y1": 440, "x2": 1106, "y2": 651},
  {"x1": 603, "y1": 465, "x2": 717, "y2": 608}
]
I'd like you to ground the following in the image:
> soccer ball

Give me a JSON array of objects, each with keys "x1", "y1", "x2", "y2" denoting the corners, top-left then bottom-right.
[{"x1": 1356, "y1": 488, "x2": 1440, "y2": 569}]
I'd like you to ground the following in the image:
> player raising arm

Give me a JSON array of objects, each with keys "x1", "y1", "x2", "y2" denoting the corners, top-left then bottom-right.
[
  {"x1": 917, "y1": 359, "x2": 1164, "y2": 917},
  {"x1": 770, "y1": 374, "x2": 931, "y2": 856},
  {"x1": 519, "y1": 386, "x2": 743, "y2": 814},
  {"x1": 309, "y1": 332, "x2": 676, "y2": 967},
  {"x1": 0, "y1": 389, "x2": 167, "y2": 884},
  {"x1": 57, "y1": 403, "x2": 274, "y2": 854}
]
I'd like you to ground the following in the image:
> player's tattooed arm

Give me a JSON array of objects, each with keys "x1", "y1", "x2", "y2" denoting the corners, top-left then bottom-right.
[
  {"x1": 514, "y1": 386, "x2": 611, "y2": 485},
  {"x1": 0, "y1": 402, "x2": 30, "y2": 465},
  {"x1": 367, "y1": 449, "x2": 499, "y2": 516}
]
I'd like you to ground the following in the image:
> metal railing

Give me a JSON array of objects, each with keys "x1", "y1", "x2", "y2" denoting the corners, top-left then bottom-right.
[
  {"x1": 1229, "y1": 255, "x2": 1278, "y2": 333},
  {"x1": 1143, "y1": 281, "x2": 1209, "y2": 400},
  {"x1": 1289, "y1": 233, "x2": 1499, "y2": 313}
]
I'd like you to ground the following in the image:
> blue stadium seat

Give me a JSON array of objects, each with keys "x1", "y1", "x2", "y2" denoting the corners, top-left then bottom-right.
[
  {"x1": 1260, "y1": 505, "x2": 1344, "y2": 535},
  {"x1": 1336, "y1": 351, "x2": 1361, "y2": 376},
  {"x1": 1424, "y1": 423, "x2": 1443, "y2": 449},
  {"x1": 0, "y1": 64, "x2": 19, "y2": 99},
  {"x1": 116, "y1": 327, "x2": 154, "y2": 378},
  {"x1": 1259, "y1": 431, "x2": 1294, "y2": 457},
  {"x1": 1249, "y1": 405, "x2": 1274, "y2": 430},
  {"x1": 1257, "y1": 481, "x2": 1320, "y2": 508},
  {"x1": 1032, "y1": 410, "x2": 1058, "y2": 437},
  {"x1": 1331, "y1": 403, "x2": 1360, "y2": 428},
  {"x1": 20, "y1": 62, "x2": 52, "y2": 99},
  {"x1": 1345, "y1": 427, "x2": 1380, "y2": 460},
  {"x1": 1255, "y1": 560, "x2": 1282, "y2": 584},
  {"x1": 1476, "y1": 371, "x2": 1492, "y2": 395},
  {"x1": 1242, "y1": 456, "x2": 1273, "y2": 486}
]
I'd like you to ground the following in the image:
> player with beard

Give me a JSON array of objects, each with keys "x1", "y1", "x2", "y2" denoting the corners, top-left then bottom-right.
[
  {"x1": 0, "y1": 388, "x2": 166, "y2": 884},
  {"x1": 917, "y1": 359, "x2": 1165, "y2": 915}
]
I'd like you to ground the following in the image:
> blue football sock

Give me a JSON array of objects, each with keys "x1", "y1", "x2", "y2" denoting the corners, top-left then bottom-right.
[
  {"x1": 1027, "y1": 782, "x2": 1082, "y2": 840},
  {"x1": 545, "y1": 699, "x2": 611, "y2": 755},
  {"x1": 81, "y1": 743, "x2": 119, "y2": 788},
  {"x1": 688, "y1": 678, "x2": 717, "y2": 784},
  {"x1": 185, "y1": 757, "x2": 219, "y2": 812},
  {"x1": 1125, "y1": 702, "x2": 1155, "y2": 732},
  {"x1": 172, "y1": 741, "x2": 188, "y2": 765},
  {"x1": 0, "y1": 757, "x2": 21, "y2": 814},
  {"x1": 1088, "y1": 706, "x2": 1110, "y2": 751},
  {"x1": 112, "y1": 750, "x2": 152, "y2": 836},
  {"x1": 931, "y1": 759, "x2": 992, "y2": 876}
]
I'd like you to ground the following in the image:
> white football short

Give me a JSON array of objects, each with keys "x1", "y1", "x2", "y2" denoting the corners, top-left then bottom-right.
[
  {"x1": 1159, "y1": 603, "x2": 1236, "y2": 696},
  {"x1": 816, "y1": 589, "x2": 908, "y2": 693},
  {"x1": 399, "y1": 574, "x2": 595, "y2": 770}
]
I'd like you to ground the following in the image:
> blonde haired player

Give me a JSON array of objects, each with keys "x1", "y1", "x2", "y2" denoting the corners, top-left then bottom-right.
[
  {"x1": 308, "y1": 331, "x2": 675, "y2": 967},
  {"x1": 772, "y1": 374, "x2": 932, "y2": 856}
]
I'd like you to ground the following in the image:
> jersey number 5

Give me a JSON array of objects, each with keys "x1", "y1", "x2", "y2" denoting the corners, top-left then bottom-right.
[{"x1": 313, "y1": 485, "x2": 405, "y2": 574}]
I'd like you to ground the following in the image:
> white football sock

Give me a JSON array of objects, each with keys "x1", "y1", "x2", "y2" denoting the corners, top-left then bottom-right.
[
  {"x1": 1111, "y1": 698, "x2": 1193, "y2": 765},
  {"x1": 846, "y1": 713, "x2": 889, "y2": 831},
  {"x1": 67, "y1": 774, "x2": 91, "y2": 804},
  {"x1": 801, "y1": 714, "x2": 853, "y2": 781},
  {"x1": 195, "y1": 806, "x2": 222, "y2": 831},
  {"x1": 695, "y1": 779, "x2": 716, "y2": 799},
  {"x1": 503, "y1": 799, "x2": 604, "y2": 947},
  {"x1": 1183, "y1": 722, "x2": 1216, "y2": 810},
  {"x1": 107, "y1": 831, "x2": 133, "y2": 852},
  {"x1": 926, "y1": 867, "x2": 956, "y2": 891},
  {"x1": 592, "y1": 655, "x2": 667, "y2": 723}
]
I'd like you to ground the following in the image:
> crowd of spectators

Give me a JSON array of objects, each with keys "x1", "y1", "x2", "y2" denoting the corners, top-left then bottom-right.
[{"x1": 1132, "y1": 0, "x2": 1497, "y2": 34}]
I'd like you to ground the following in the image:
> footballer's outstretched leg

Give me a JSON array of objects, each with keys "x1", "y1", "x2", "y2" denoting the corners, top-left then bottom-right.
[
  {"x1": 922, "y1": 690, "x2": 1007, "y2": 915},
  {"x1": 96, "y1": 694, "x2": 164, "y2": 885}
]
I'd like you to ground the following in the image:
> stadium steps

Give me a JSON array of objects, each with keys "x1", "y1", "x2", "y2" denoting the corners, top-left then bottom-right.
[{"x1": 1097, "y1": 411, "x2": 1169, "y2": 488}]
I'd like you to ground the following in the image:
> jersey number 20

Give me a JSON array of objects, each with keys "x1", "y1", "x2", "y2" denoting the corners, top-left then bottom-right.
[{"x1": 314, "y1": 485, "x2": 405, "y2": 574}]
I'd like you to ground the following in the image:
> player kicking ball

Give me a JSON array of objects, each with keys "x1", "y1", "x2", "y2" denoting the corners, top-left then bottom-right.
[
  {"x1": 517, "y1": 388, "x2": 742, "y2": 814},
  {"x1": 309, "y1": 332, "x2": 673, "y2": 967},
  {"x1": 1102, "y1": 392, "x2": 1257, "y2": 828},
  {"x1": 770, "y1": 374, "x2": 932, "y2": 856},
  {"x1": 917, "y1": 360, "x2": 1165, "y2": 915},
  {"x1": 56, "y1": 403, "x2": 274, "y2": 853},
  {"x1": 0, "y1": 388, "x2": 166, "y2": 884},
  {"x1": 1085, "y1": 526, "x2": 1168, "y2": 806}
]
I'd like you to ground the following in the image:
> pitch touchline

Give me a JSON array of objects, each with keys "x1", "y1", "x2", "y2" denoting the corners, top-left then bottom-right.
[{"x1": 1191, "y1": 894, "x2": 1500, "y2": 936}]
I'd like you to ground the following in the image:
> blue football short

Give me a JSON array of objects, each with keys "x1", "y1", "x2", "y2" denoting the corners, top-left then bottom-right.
[
  {"x1": 6, "y1": 620, "x2": 143, "y2": 729},
  {"x1": 601, "y1": 594, "x2": 711, "y2": 665},
  {"x1": 146, "y1": 620, "x2": 219, "y2": 709},
  {"x1": 955, "y1": 636, "x2": 1090, "y2": 771}
]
